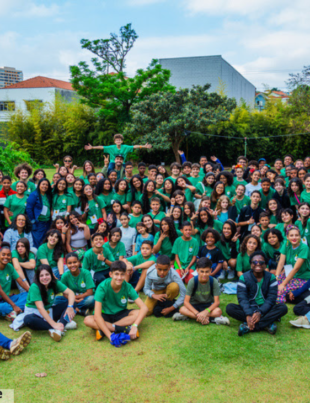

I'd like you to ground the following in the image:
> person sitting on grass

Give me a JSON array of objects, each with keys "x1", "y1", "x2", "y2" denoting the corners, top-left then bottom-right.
[
  {"x1": 289, "y1": 278, "x2": 310, "y2": 329},
  {"x1": 124, "y1": 240, "x2": 156, "y2": 293},
  {"x1": 23, "y1": 265, "x2": 77, "y2": 342},
  {"x1": 143, "y1": 254, "x2": 186, "y2": 318},
  {"x1": 84, "y1": 261, "x2": 148, "y2": 346},
  {"x1": 57, "y1": 253, "x2": 95, "y2": 317},
  {"x1": 0, "y1": 330, "x2": 32, "y2": 361},
  {"x1": 172, "y1": 221, "x2": 199, "y2": 284},
  {"x1": 172, "y1": 257, "x2": 230, "y2": 326},
  {"x1": 0, "y1": 244, "x2": 29, "y2": 322},
  {"x1": 226, "y1": 251, "x2": 288, "y2": 336}
]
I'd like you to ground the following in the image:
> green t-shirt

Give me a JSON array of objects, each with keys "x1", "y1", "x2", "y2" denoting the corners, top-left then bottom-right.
[
  {"x1": 79, "y1": 175, "x2": 89, "y2": 185},
  {"x1": 12, "y1": 250, "x2": 35, "y2": 263},
  {"x1": 111, "y1": 192, "x2": 129, "y2": 206},
  {"x1": 295, "y1": 220, "x2": 310, "y2": 245},
  {"x1": 217, "y1": 240, "x2": 240, "y2": 261},
  {"x1": 290, "y1": 194, "x2": 301, "y2": 207},
  {"x1": 171, "y1": 237, "x2": 199, "y2": 269},
  {"x1": 103, "y1": 242, "x2": 126, "y2": 260},
  {"x1": 148, "y1": 211, "x2": 166, "y2": 227},
  {"x1": 224, "y1": 185, "x2": 236, "y2": 198},
  {"x1": 52, "y1": 193, "x2": 73, "y2": 214},
  {"x1": 259, "y1": 188, "x2": 276, "y2": 209},
  {"x1": 186, "y1": 276, "x2": 221, "y2": 305},
  {"x1": 236, "y1": 252, "x2": 251, "y2": 273},
  {"x1": 61, "y1": 269, "x2": 95, "y2": 294},
  {"x1": 103, "y1": 144, "x2": 134, "y2": 162},
  {"x1": 127, "y1": 253, "x2": 156, "y2": 273},
  {"x1": 275, "y1": 223, "x2": 287, "y2": 240},
  {"x1": 127, "y1": 190, "x2": 142, "y2": 203},
  {"x1": 4, "y1": 194, "x2": 28, "y2": 220},
  {"x1": 195, "y1": 220, "x2": 223, "y2": 246},
  {"x1": 86, "y1": 198, "x2": 106, "y2": 229},
  {"x1": 36, "y1": 243, "x2": 63, "y2": 269},
  {"x1": 153, "y1": 230, "x2": 182, "y2": 259},
  {"x1": 26, "y1": 281, "x2": 67, "y2": 310},
  {"x1": 129, "y1": 214, "x2": 143, "y2": 229},
  {"x1": 38, "y1": 194, "x2": 51, "y2": 222},
  {"x1": 70, "y1": 192, "x2": 82, "y2": 213},
  {"x1": 12, "y1": 181, "x2": 36, "y2": 197},
  {"x1": 196, "y1": 183, "x2": 212, "y2": 197},
  {"x1": 188, "y1": 176, "x2": 203, "y2": 187},
  {"x1": 165, "y1": 176, "x2": 178, "y2": 184},
  {"x1": 233, "y1": 178, "x2": 248, "y2": 187},
  {"x1": 82, "y1": 248, "x2": 114, "y2": 273},
  {"x1": 0, "y1": 263, "x2": 19, "y2": 295},
  {"x1": 98, "y1": 193, "x2": 114, "y2": 214},
  {"x1": 269, "y1": 215, "x2": 278, "y2": 225},
  {"x1": 280, "y1": 242, "x2": 310, "y2": 279},
  {"x1": 94, "y1": 277, "x2": 138, "y2": 315},
  {"x1": 301, "y1": 190, "x2": 310, "y2": 204},
  {"x1": 232, "y1": 196, "x2": 251, "y2": 215},
  {"x1": 262, "y1": 242, "x2": 283, "y2": 260}
]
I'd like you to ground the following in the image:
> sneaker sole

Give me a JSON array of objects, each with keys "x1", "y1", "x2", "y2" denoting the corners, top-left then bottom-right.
[
  {"x1": 0, "y1": 347, "x2": 11, "y2": 360},
  {"x1": 5, "y1": 315, "x2": 15, "y2": 323},
  {"x1": 11, "y1": 331, "x2": 32, "y2": 356},
  {"x1": 49, "y1": 331, "x2": 61, "y2": 342},
  {"x1": 215, "y1": 319, "x2": 230, "y2": 326},
  {"x1": 290, "y1": 321, "x2": 310, "y2": 329}
]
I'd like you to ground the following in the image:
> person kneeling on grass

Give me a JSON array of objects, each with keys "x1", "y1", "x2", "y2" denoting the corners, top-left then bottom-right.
[
  {"x1": 84, "y1": 261, "x2": 148, "y2": 347},
  {"x1": 0, "y1": 330, "x2": 32, "y2": 361},
  {"x1": 23, "y1": 265, "x2": 77, "y2": 342},
  {"x1": 288, "y1": 278, "x2": 310, "y2": 329},
  {"x1": 172, "y1": 257, "x2": 230, "y2": 325},
  {"x1": 56, "y1": 253, "x2": 95, "y2": 317},
  {"x1": 0, "y1": 244, "x2": 29, "y2": 322},
  {"x1": 143, "y1": 255, "x2": 186, "y2": 318},
  {"x1": 226, "y1": 251, "x2": 288, "y2": 336}
]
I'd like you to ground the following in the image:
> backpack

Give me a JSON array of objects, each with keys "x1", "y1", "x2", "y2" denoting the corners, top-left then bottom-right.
[{"x1": 191, "y1": 275, "x2": 214, "y2": 297}]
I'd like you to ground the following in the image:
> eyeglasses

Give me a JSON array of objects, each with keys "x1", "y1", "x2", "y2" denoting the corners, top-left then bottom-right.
[
  {"x1": 64, "y1": 160, "x2": 72, "y2": 163},
  {"x1": 251, "y1": 260, "x2": 265, "y2": 266},
  {"x1": 17, "y1": 219, "x2": 26, "y2": 222}
]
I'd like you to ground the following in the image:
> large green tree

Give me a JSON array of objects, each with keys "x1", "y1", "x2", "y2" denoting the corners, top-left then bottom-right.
[
  {"x1": 70, "y1": 24, "x2": 175, "y2": 129},
  {"x1": 124, "y1": 84, "x2": 237, "y2": 162}
]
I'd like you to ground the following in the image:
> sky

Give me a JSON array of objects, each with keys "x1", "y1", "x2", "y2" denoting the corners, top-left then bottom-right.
[{"x1": 1, "y1": 0, "x2": 309, "y2": 91}]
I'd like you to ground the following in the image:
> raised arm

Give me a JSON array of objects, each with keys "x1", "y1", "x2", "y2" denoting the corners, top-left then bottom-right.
[
  {"x1": 133, "y1": 143, "x2": 152, "y2": 150},
  {"x1": 84, "y1": 144, "x2": 104, "y2": 151}
]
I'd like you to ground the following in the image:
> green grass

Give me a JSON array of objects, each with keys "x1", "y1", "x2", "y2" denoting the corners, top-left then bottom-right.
[{"x1": 1, "y1": 294, "x2": 309, "y2": 403}]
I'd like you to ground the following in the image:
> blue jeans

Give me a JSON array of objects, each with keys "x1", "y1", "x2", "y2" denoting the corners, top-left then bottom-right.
[
  {"x1": 212, "y1": 263, "x2": 222, "y2": 279},
  {"x1": 17, "y1": 269, "x2": 35, "y2": 293},
  {"x1": 0, "y1": 332, "x2": 12, "y2": 350},
  {"x1": 0, "y1": 293, "x2": 28, "y2": 316},
  {"x1": 24, "y1": 301, "x2": 68, "y2": 331},
  {"x1": 32, "y1": 221, "x2": 51, "y2": 249},
  {"x1": 129, "y1": 270, "x2": 141, "y2": 288},
  {"x1": 55, "y1": 295, "x2": 95, "y2": 311},
  {"x1": 52, "y1": 265, "x2": 69, "y2": 280}
]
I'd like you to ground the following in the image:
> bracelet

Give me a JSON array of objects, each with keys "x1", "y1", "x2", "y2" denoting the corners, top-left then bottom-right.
[
  {"x1": 22, "y1": 278, "x2": 27, "y2": 282},
  {"x1": 68, "y1": 305, "x2": 74, "y2": 308},
  {"x1": 206, "y1": 308, "x2": 211, "y2": 313},
  {"x1": 132, "y1": 323, "x2": 138, "y2": 327}
]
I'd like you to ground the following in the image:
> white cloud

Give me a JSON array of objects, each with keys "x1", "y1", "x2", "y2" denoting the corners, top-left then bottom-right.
[{"x1": 0, "y1": 0, "x2": 60, "y2": 17}]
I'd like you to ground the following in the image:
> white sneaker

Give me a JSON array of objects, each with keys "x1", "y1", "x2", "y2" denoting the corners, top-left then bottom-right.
[
  {"x1": 172, "y1": 312, "x2": 189, "y2": 321},
  {"x1": 218, "y1": 271, "x2": 226, "y2": 280},
  {"x1": 290, "y1": 316, "x2": 310, "y2": 329},
  {"x1": 49, "y1": 329, "x2": 62, "y2": 342},
  {"x1": 227, "y1": 270, "x2": 235, "y2": 280},
  {"x1": 65, "y1": 320, "x2": 78, "y2": 330},
  {"x1": 214, "y1": 316, "x2": 230, "y2": 326}
]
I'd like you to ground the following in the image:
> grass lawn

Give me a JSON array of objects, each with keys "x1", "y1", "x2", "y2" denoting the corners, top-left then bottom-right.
[{"x1": 1, "y1": 293, "x2": 309, "y2": 403}]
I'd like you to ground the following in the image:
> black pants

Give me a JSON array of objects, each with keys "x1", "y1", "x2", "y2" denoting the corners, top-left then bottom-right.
[
  {"x1": 293, "y1": 301, "x2": 310, "y2": 316},
  {"x1": 24, "y1": 302, "x2": 68, "y2": 331},
  {"x1": 93, "y1": 270, "x2": 109, "y2": 288},
  {"x1": 286, "y1": 290, "x2": 310, "y2": 305},
  {"x1": 226, "y1": 303, "x2": 288, "y2": 330}
]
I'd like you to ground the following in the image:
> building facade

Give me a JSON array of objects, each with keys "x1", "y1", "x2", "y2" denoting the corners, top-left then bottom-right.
[
  {"x1": 159, "y1": 56, "x2": 255, "y2": 107},
  {"x1": 0, "y1": 67, "x2": 23, "y2": 89},
  {"x1": 0, "y1": 76, "x2": 76, "y2": 121}
]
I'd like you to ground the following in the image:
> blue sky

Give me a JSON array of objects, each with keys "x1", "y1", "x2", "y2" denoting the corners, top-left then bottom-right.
[{"x1": 1, "y1": 0, "x2": 309, "y2": 91}]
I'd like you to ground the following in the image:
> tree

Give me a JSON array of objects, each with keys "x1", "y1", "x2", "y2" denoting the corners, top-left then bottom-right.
[
  {"x1": 124, "y1": 84, "x2": 237, "y2": 163},
  {"x1": 70, "y1": 24, "x2": 175, "y2": 128},
  {"x1": 0, "y1": 142, "x2": 38, "y2": 177},
  {"x1": 286, "y1": 66, "x2": 310, "y2": 89}
]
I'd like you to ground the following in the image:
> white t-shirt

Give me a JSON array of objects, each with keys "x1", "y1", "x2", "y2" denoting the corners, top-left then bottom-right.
[
  {"x1": 120, "y1": 226, "x2": 137, "y2": 257},
  {"x1": 245, "y1": 183, "x2": 262, "y2": 197}
]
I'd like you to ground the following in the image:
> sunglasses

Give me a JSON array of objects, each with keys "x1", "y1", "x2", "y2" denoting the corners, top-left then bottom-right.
[
  {"x1": 64, "y1": 160, "x2": 72, "y2": 163},
  {"x1": 251, "y1": 260, "x2": 265, "y2": 266}
]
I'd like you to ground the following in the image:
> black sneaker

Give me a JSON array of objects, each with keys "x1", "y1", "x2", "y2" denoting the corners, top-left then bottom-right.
[
  {"x1": 114, "y1": 325, "x2": 131, "y2": 334},
  {"x1": 264, "y1": 323, "x2": 277, "y2": 335},
  {"x1": 238, "y1": 323, "x2": 250, "y2": 337}
]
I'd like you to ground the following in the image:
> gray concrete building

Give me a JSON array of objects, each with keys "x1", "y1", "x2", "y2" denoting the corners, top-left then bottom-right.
[{"x1": 159, "y1": 55, "x2": 255, "y2": 107}]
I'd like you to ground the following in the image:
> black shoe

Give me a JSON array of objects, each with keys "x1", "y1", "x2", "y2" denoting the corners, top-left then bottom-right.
[
  {"x1": 114, "y1": 325, "x2": 131, "y2": 334},
  {"x1": 264, "y1": 323, "x2": 277, "y2": 335},
  {"x1": 238, "y1": 323, "x2": 250, "y2": 336}
]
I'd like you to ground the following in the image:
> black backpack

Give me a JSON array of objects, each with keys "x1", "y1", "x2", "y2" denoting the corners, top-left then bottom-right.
[{"x1": 191, "y1": 275, "x2": 214, "y2": 297}]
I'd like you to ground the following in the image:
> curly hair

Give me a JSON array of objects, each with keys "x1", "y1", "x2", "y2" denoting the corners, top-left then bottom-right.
[
  {"x1": 215, "y1": 195, "x2": 232, "y2": 214},
  {"x1": 287, "y1": 178, "x2": 304, "y2": 198},
  {"x1": 216, "y1": 171, "x2": 234, "y2": 186},
  {"x1": 240, "y1": 234, "x2": 261, "y2": 256},
  {"x1": 160, "y1": 217, "x2": 178, "y2": 245},
  {"x1": 263, "y1": 228, "x2": 284, "y2": 244},
  {"x1": 14, "y1": 163, "x2": 32, "y2": 179},
  {"x1": 197, "y1": 208, "x2": 213, "y2": 229},
  {"x1": 201, "y1": 228, "x2": 220, "y2": 243},
  {"x1": 297, "y1": 202, "x2": 310, "y2": 228},
  {"x1": 10, "y1": 214, "x2": 32, "y2": 233}
]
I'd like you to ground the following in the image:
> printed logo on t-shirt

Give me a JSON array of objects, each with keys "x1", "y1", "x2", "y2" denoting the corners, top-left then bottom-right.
[
  {"x1": 306, "y1": 229, "x2": 309, "y2": 234},
  {"x1": 95, "y1": 203, "x2": 98, "y2": 208},
  {"x1": 6, "y1": 273, "x2": 10, "y2": 282},
  {"x1": 206, "y1": 253, "x2": 211, "y2": 260},
  {"x1": 80, "y1": 281, "x2": 86, "y2": 288},
  {"x1": 227, "y1": 191, "x2": 231, "y2": 196},
  {"x1": 121, "y1": 296, "x2": 127, "y2": 304},
  {"x1": 295, "y1": 254, "x2": 298, "y2": 262},
  {"x1": 51, "y1": 292, "x2": 55, "y2": 300},
  {"x1": 189, "y1": 247, "x2": 193, "y2": 254},
  {"x1": 62, "y1": 199, "x2": 66, "y2": 204}
]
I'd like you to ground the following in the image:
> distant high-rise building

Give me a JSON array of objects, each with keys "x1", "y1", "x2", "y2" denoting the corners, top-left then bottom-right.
[{"x1": 0, "y1": 66, "x2": 23, "y2": 88}]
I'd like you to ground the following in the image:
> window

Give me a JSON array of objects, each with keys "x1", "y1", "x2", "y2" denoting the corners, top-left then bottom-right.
[
  {"x1": 0, "y1": 101, "x2": 15, "y2": 111},
  {"x1": 24, "y1": 100, "x2": 43, "y2": 111}
]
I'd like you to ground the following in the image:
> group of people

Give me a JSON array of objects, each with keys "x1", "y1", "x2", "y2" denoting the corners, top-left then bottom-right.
[{"x1": 1, "y1": 133, "x2": 310, "y2": 357}]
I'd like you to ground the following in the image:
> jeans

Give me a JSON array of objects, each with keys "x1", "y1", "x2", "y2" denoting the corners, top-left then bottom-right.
[
  {"x1": 24, "y1": 301, "x2": 68, "y2": 330},
  {"x1": 145, "y1": 282, "x2": 180, "y2": 317},
  {"x1": 32, "y1": 221, "x2": 51, "y2": 249},
  {"x1": 55, "y1": 295, "x2": 95, "y2": 311},
  {"x1": 0, "y1": 332, "x2": 12, "y2": 350},
  {"x1": 226, "y1": 303, "x2": 288, "y2": 330},
  {"x1": 17, "y1": 269, "x2": 35, "y2": 293},
  {"x1": 129, "y1": 270, "x2": 141, "y2": 288},
  {"x1": 0, "y1": 293, "x2": 28, "y2": 316},
  {"x1": 93, "y1": 270, "x2": 110, "y2": 288},
  {"x1": 52, "y1": 265, "x2": 69, "y2": 280}
]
